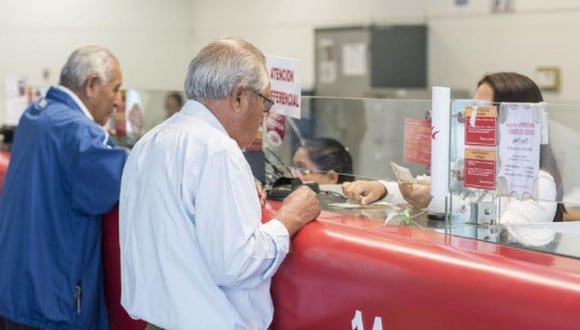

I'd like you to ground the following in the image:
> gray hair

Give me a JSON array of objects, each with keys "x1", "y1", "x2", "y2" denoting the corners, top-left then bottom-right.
[
  {"x1": 184, "y1": 37, "x2": 269, "y2": 101},
  {"x1": 59, "y1": 45, "x2": 118, "y2": 90}
]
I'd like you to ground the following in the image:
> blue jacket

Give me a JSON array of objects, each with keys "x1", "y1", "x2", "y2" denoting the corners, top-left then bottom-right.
[{"x1": 0, "y1": 87, "x2": 128, "y2": 329}]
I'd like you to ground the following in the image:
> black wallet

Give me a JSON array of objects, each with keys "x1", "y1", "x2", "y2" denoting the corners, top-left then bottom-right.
[{"x1": 267, "y1": 177, "x2": 319, "y2": 201}]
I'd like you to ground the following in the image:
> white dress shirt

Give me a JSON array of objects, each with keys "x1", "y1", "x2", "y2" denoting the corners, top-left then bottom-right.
[{"x1": 119, "y1": 100, "x2": 290, "y2": 330}]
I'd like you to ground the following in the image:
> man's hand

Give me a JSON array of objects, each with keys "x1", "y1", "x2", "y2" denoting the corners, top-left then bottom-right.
[
  {"x1": 399, "y1": 180, "x2": 432, "y2": 209},
  {"x1": 255, "y1": 179, "x2": 266, "y2": 207},
  {"x1": 342, "y1": 180, "x2": 387, "y2": 205},
  {"x1": 274, "y1": 186, "x2": 320, "y2": 236}
]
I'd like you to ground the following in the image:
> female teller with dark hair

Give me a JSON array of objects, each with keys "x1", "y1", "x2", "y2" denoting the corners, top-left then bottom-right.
[{"x1": 291, "y1": 137, "x2": 354, "y2": 184}]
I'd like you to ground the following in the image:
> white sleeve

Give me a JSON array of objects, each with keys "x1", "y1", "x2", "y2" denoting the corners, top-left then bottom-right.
[
  {"x1": 429, "y1": 171, "x2": 558, "y2": 221},
  {"x1": 378, "y1": 180, "x2": 407, "y2": 204},
  {"x1": 501, "y1": 171, "x2": 558, "y2": 246},
  {"x1": 500, "y1": 170, "x2": 558, "y2": 225},
  {"x1": 194, "y1": 149, "x2": 290, "y2": 288}
]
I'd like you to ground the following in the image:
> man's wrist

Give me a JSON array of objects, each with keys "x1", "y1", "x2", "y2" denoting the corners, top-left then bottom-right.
[{"x1": 377, "y1": 183, "x2": 388, "y2": 200}]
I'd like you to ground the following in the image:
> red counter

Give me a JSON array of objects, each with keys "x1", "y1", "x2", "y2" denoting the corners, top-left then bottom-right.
[
  {"x1": 0, "y1": 151, "x2": 10, "y2": 194},
  {"x1": 99, "y1": 200, "x2": 580, "y2": 329},
  {"x1": 103, "y1": 206, "x2": 147, "y2": 330},
  {"x1": 263, "y1": 201, "x2": 580, "y2": 330}
]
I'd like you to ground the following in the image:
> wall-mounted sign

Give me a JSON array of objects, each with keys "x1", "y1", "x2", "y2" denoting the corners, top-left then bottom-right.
[{"x1": 266, "y1": 55, "x2": 301, "y2": 119}]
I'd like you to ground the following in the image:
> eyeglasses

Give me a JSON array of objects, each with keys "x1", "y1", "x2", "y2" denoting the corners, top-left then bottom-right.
[
  {"x1": 290, "y1": 166, "x2": 327, "y2": 177},
  {"x1": 254, "y1": 91, "x2": 275, "y2": 113}
]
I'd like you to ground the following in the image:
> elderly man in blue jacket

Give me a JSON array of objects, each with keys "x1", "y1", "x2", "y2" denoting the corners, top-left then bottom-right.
[{"x1": 0, "y1": 45, "x2": 128, "y2": 330}]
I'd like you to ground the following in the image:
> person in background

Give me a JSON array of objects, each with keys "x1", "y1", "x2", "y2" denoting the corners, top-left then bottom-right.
[
  {"x1": 119, "y1": 37, "x2": 320, "y2": 330},
  {"x1": 164, "y1": 91, "x2": 184, "y2": 118},
  {"x1": 126, "y1": 88, "x2": 144, "y2": 140},
  {"x1": 0, "y1": 45, "x2": 128, "y2": 329},
  {"x1": 343, "y1": 72, "x2": 565, "y2": 224},
  {"x1": 291, "y1": 137, "x2": 354, "y2": 184}
]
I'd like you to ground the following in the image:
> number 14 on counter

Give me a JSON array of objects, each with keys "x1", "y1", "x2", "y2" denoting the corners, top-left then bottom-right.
[{"x1": 352, "y1": 310, "x2": 383, "y2": 330}]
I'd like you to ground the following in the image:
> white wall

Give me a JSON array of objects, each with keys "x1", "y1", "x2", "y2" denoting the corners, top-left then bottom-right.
[
  {"x1": 190, "y1": 0, "x2": 427, "y2": 90},
  {"x1": 191, "y1": 0, "x2": 580, "y2": 102},
  {"x1": 4, "y1": 0, "x2": 580, "y2": 125},
  {"x1": 426, "y1": 0, "x2": 580, "y2": 102},
  {"x1": 0, "y1": 0, "x2": 193, "y2": 123}
]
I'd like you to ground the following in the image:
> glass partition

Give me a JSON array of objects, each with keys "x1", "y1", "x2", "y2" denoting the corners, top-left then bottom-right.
[
  {"x1": 107, "y1": 88, "x2": 185, "y2": 149},
  {"x1": 447, "y1": 99, "x2": 580, "y2": 257},
  {"x1": 262, "y1": 96, "x2": 434, "y2": 229},
  {"x1": 119, "y1": 89, "x2": 580, "y2": 260},
  {"x1": 263, "y1": 96, "x2": 431, "y2": 184}
]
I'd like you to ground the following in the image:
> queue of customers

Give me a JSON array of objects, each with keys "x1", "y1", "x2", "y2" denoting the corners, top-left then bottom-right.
[
  {"x1": 0, "y1": 36, "x2": 564, "y2": 330},
  {"x1": 0, "y1": 37, "x2": 320, "y2": 330}
]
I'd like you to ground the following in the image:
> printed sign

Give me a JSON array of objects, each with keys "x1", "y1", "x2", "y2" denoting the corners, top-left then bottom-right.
[
  {"x1": 497, "y1": 103, "x2": 541, "y2": 199},
  {"x1": 464, "y1": 147, "x2": 496, "y2": 190},
  {"x1": 265, "y1": 113, "x2": 286, "y2": 148},
  {"x1": 403, "y1": 118, "x2": 431, "y2": 165},
  {"x1": 464, "y1": 105, "x2": 497, "y2": 146},
  {"x1": 247, "y1": 112, "x2": 287, "y2": 151},
  {"x1": 266, "y1": 55, "x2": 301, "y2": 119}
]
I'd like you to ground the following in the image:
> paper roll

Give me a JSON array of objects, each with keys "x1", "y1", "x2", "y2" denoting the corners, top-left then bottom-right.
[{"x1": 430, "y1": 87, "x2": 451, "y2": 203}]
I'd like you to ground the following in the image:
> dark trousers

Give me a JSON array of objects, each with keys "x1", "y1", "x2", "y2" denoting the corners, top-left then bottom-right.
[{"x1": 0, "y1": 317, "x2": 38, "y2": 330}]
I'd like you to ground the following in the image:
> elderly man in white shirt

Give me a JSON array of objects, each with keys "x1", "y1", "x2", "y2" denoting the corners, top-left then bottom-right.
[{"x1": 119, "y1": 37, "x2": 320, "y2": 330}]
